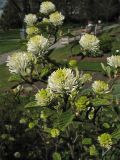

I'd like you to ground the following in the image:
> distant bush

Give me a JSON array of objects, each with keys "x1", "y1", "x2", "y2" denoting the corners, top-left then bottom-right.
[
  {"x1": 99, "y1": 33, "x2": 113, "y2": 53},
  {"x1": 111, "y1": 40, "x2": 120, "y2": 55}
]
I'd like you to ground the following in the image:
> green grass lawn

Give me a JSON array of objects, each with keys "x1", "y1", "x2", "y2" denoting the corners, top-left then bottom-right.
[
  {"x1": 50, "y1": 43, "x2": 80, "y2": 60},
  {"x1": 50, "y1": 44, "x2": 103, "y2": 72},
  {"x1": 0, "y1": 29, "x2": 26, "y2": 54},
  {"x1": 0, "y1": 40, "x2": 26, "y2": 54},
  {"x1": 0, "y1": 64, "x2": 14, "y2": 91},
  {"x1": 0, "y1": 29, "x2": 20, "y2": 40}
]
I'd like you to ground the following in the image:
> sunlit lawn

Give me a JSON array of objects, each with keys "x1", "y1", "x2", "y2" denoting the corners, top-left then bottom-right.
[{"x1": 0, "y1": 29, "x2": 26, "y2": 54}]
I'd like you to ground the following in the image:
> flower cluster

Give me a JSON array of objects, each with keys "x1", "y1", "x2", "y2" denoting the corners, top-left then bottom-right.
[
  {"x1": 40, "y1": 1, "x2": 56, "y2": 15},
  {"x1": 50, "y1": 128, "x2": 60, "y2": 138},
  {"x1": 27, "y1": 35, "x2": 49, "y2": 56},
  {"x1": 49, "y1": 11, "x2": 65, "y2": 26},
  {"x1": 47, "y1": 68, "x2": 78, "y2": 94},
  {"x1": 79, "y1": 34, "x2": 100, "y2": 53},
  {"x1": 75, "y1": 96, "x2": 89, "y2": 112},
  {"x1": 6, "y1": 52, "x2": 36, "y2": 75},
  {"x1": 26, "y1": 26, "x2": 39, "y2": 36},
  {"x1": 24, "y1": 14, "x2": 37, "y2": 26},
  {"x1": 35, "y1": 89, "x2": 52, "y2": 106},
  {"x1": 92, "y1": 80, "x2": 109, "y2": 94},
  {"x1": 80, "y1": 73, "x2": 92, "y2": 84},
  {"x1": 107, "y1": 55, "x2": 120, "y2": 68},
  {"x1": 98, "y1": 133, "x2": 112, "y2": 149}
]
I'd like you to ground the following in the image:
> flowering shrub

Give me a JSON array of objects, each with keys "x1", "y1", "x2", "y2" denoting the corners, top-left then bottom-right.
[
  {"x1": 101, "y1": 55, "x2": 120, "y2": 78},
  {"x1": 5, "y1": 1, "x2": 120, "y2": 160},
  {"x1": 24, "y1": 14, "x2": 37, "y2": 26},
  {"x1": 40, "y1": 1, "x2": 56, "y2": 15},
  {"x1": 49, "y1": 11, "x2": 65, "y2": 26},
  {"x1": 7, "y1": 52, "x2": 36, "y2": 76},
  {"x1": 92, "y1": 80, "x2": 109, "y2": 94},
  {"x1": 27, "y1": 35, "x2": 49, "y2": 56},
  {"x1": 79, "y1": 33, "x2": 100, "y2": 56},
  {"x1": 47, "y1": 68, "x2": 78, "y2": 94},
  {"x1": 26, "y1": 26, "x2": 39, "y2": 37}
]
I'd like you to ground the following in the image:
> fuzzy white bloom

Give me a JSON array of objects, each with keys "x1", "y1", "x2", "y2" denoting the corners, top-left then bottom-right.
[
  {"x1": 49, "y1": 11, "x2": 64, "y2": 26},
  {"x1": 35, "y1": 89, "x2": 52, "y2": 106},
  {"x1": 24, "y1": 14, "x2": 37, "y2": 26},
  {"x1": 27, "y1": 35, "x2": 49, "y2": 56},
  {"x1": 92, "y1": 80, "x2": 109, "y2": 94},
  {"x1": 47, "y1": 68, "x2": 78, "y2": 94},
  {"x1": 107, "y1": 55, "x2": 120, "y2": 68},
  {"x1": 6, "y1": 52, "x2": 36, "y2": 75},
  {"x1": 79, "y1": 34, "x2": 100, "y2": 53},
  {"x1": 116, "y1": 50, "x2": 119, "y2": 53},
  {"x1": 26, "y1": 26, "x2": 39, "y2": 36},
  {"x1": 40, "y1": 1, "x2": 56, "y2": 15}
]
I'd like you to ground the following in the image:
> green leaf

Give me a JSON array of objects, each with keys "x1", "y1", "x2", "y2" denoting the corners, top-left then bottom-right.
[
  {"x1": 52, "y1": 152, "x2": 61, "y2": 160},
  {"x1": 54, "y1": 111, "x2": 74, "y2": 131},
  {"x1": 24, "y1": 101, "x2": 39, "y2": 108},
  {"x1": 112, "y1": 127, "x2": 120, "y2": 141},
  {"x1": 112, "y1": 83, "x2": 120, "y2": 99},
  {"x1": 28, "y1": 122, "x2": 36, "y2": 129},
  {"x1": 92, "y1": 98, "x2": 110, "y2": 107},
  {"x1": 8, "y1": 75, "x2": 21, "y2": 82},
  {"x1": 40, "y1": 67, "x2": 49, "y2": 78},
  {"x1": 82, "y1": 138, "x2": 92, "y2": 145},
  {"x1": 103, "y1": 123, "x2": 110, "y2": 129}
]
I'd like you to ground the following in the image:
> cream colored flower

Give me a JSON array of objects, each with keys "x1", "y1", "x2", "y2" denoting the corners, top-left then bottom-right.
[
  {"x1": 35, "y1": 89, "x2": 52, "y2": 106},
  {"x1": 40, "y1": 1, "x2": 56, "y2": 15},
  {"x1": 6, "y1": 52, "x2": 36, "y2": 75},
  {"x1": 47, "y1": 68, "x2": 78, "y2": 94},
  {"x1": 107, "y1": 55, "x2": 120, "y2": 68},
  {"x1": 27, "y1": 35, "x2": 49, "y2": 56},
  {"x1": 24, "y1": 14, "x2": 37, "y2": 26},
  {"x1": 26, "y1": 26, "x2": 39, "y2": 36},
  {"x1": 98, "y1": 133, "x2": 112, "y2": 149},
  {"x1": 92, "y1": 80, "x2": 109, "y2": 94},
  {"x1": 79, "y1": 34, "x2": 100, "y2": 53},
  {"x1": 49, "y1": 11, "x2": 64, "y2": 26}
]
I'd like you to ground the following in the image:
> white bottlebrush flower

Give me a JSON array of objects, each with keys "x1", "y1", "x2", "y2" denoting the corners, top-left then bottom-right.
[
  {"x1": 40, "y1": 1, "x2": 56, "y2": 15},
  {"x1": 49, "y1": 11, "x2": 65, "y2": 26},
  {"x1": 24, "y1": 14, "x2": 37, "y2": 26},
  {"x1": 47, "y1": 68, "x2": 78, "y2": 94},
  {"x1": 35, "y1": 89, "x2": 52, "y2": 106},
  {"x1": 27, "y1": 35, "x2": 49, "y2": 56},
  {"x1": 79, "y1": 34, "x2": 100, "y2": 53},
  {"x1": 92, "y1": 80, "x2": 109, "y2": 94},
  {"x1": 26, "y1": 26, "x2": 39, "y2": 36},
  {"x1": 107, "y1": 55, "x2": 120, "y2": 68},
  {"x1": 6, "y1": 52, "x2": 36, "y2": 75}
]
